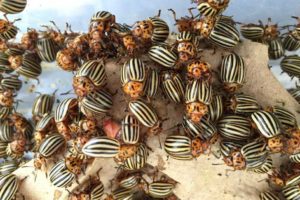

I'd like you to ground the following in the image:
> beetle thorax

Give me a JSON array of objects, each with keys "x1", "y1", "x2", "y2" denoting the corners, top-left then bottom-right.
[
  {"x1": 268, "y1": 136, "x2": 284, "y2": 153},
  {"x1": 186, "y1": 102, "x2": 208, "y2": 122},
  {"x1": 133, "y1": 20, "x2": 154, "y2": 40},
  {"x1": 0, "y1": 19, "x2": 9, "y2": 33},
  {"x1": 8, "y1": 55, "x2": 23, "y2": 70},
  {"x1": 231, "y1": 151, "x2": 246, "y2": 170},
  {"x1": 118, "y1": 144, "x2": 138, "y2": 160},
  {"x1": 65, "y1": 156, "x2": 83, "y2": 175},
  {"x1": 57, "y1": 49, "x2": 78, "y2": 71},
  {"x1": 187, "y1": 60, "x2": 211, "y2": 80},
  {"x1": 73, "y1": 76, "x2": 95, "y2": 97},
  {"x1": 208, "y1": 0, "x2": 229, "y2": 9},
  {"x1": 177, "y1": 42, "x2": 196, "y2": 62},
  {"x1": 123, "y1": 81, "x2": 144, "y2": 98},
  {"x1": 195, "y1": 18, "x2": 214, "y2": 38},
  {"x1": 264, "y1": 24, "x2": 278, "y2": 40}
]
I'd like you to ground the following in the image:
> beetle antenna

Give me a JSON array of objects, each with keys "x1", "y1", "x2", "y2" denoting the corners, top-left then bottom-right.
[
  {"x1": 168, "y1": 9, "x2": 177, "y2": 21},
  {"x1": 60, "y1": 89, "x2": 74, "y2": 95},
  {"x1": 156, "y1": 9, "x2": 161, "y2": 18},
  {"x1": 188, "y1": 7, "x2": 196, "y2": 18},
  {"x1": 50, "y1": 20, "x2": 62, "y2": 33}
]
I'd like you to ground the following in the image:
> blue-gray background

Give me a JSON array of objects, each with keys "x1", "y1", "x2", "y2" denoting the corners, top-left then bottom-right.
[{"x1": 8, "y1": 0, "x2": 299, "y2": 114}]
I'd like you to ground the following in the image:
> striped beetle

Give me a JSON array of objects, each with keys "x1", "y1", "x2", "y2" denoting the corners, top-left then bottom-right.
[
  {"x1": 268, "y1": 38, "x2": 285, "y2": 60},
  {"x1": 0, "y1": 141, "x2": 7, "y2": 158},
  {"x1": 290, "y1": 152, "x2": 300, "y2": 163},
  {"x1": 182, "y1": 116, "x2": 218, "y2": 142},
  {"x1": 0, "y1": 89, "x2": 14, "y2": 108},
  {"x1": 38, "y1": 134, "x2": 65, "y2": 158},
  {"x1": 34, "y1": 113, "x2": 56, "y2": 150},
  {"x1": 186, "y1": 59, "x2": 212, "y2": 82},
  {"x1": 56, "y1": 48, "x2": 80, "y2": 71},
  {"x1": 194, "y1": 15, "x2": 240, "y2": 48},
  {"x1": 0, "y1": 160, "x2": 18, "y2": 176},
  {"x1": 161, "y1": 70, "x2": 185, "y2": 103},
  {"x1": 280, "y1": 55, "x2": 300, "y2": 79},
  {"x1": 0, "y1": 120, "x2": 13, "y2": 142},
  {"x1": 147, "y1": 181, "x2": 175, "y2": 199},
  {"x1": 0, "y1": 174, "x2": 19, "y2": 200},
  {"x1": 32, "y1": 93, "x2": 55, "y2": 121},
  {"x1": 207, "y1": 95, "x2": 223, "y2": 122},
  {"x1": 49, "y1": 156, "x2": 84, "y2": 188},
  {"x1": 222, "y1": 139, "x2": 269, "y2": 170},
  {"x1": 220, "y1": 53, "x2": 245, "y2": 93},
  {"x1": 0, "y1": 17, "x2": 19, "y2": 41},
  {"x1": 290, "y1": 86, "x2": 300, "y2": 103},
  {"x1": 185, "y1": 79, "x2": 212, "y2": 122},
  {"x1": 259, "y1": 191, "x2": 280, "y2": 200},
  {"x1": 122, "y1": 114, "x2": 140, "y2": 144},
  {"x1": 266, "y1": 106, "x2": 297, "y2": 129},
  {"x1": 122, "y1": 143, "x2": 148, "y2": 170},
  {"x1": 282, "y1": 16, "x2": 300, "y2": 51},
  {"x1": 252, "y1": 156, "x2": 273, "y2": 174},
  {"x1": 36, "y1": 36, "x2": 59, "y2": 62},
  {"x1": 79, "y1": 89, "x2": 113, "y2": 118},
  {"x1": 283, "y1": 33, "x2": 300, "y2": 51},
  {"x1": 176, "y1": 31, "x2": 197, "y2": 62},
  {"x1": 148, "y1": 45, "x2": 178, "y2": 69},
  {"x1": 251, "y1": 110, "x2": 283, "y2": 153},
  {"x1": 121, "y1": 58, "x2": 146, "y2": 99},
  {"x1": 0, "y1": 106, "x2": 11, "y2": 120},
  {"x1": 132, "y1": 10, "x2": 169, "y2": 44},
  {"x1": 67, "y1": 34, "x2": 89, "y2": 58},
  {"x1": 144, "y1": 68, "x2": 159, "y2": 99},
  {"x1": 240, "y1": 23, "x2": 264, "y2": 41},
  {"x1": 6, "y1": 136, "x2": 26, "y2": 159},
  {"x1": 0, "y1": 75, "x2": 22, "y2": 91},
  {"x1": 111, "y1": 23, "x2": 140, "y2": 56},
  {"x1": 116, "y1": 172, "x2": 139, "y2": 189},
  {"x1": 104, "y1": 187, "x2": 133, "y2": 200},
  {"x1": 286, "y1": 128, "x2": 300, "y2": 155},
  {"x1": 164, "y1": 135, "x2": 210, "y2": 160},
  {"x1": 73, "y1": 60, "x2": 107, "y2": 97},
  {"x1": 282, "y1": 185, "x2": 300, "y2": 200},
  {"x1": 227, "y1": 94, "x2": 260, "y2": 115},
  {"x1": 82, "y1": 136, "x2": 139, "y2": 162},
  {"x1": 269, "y1": 166, "x2": 300, "y2": 187},
  {"x1": 0, "y1": 0, "x2": 27, "y2": 14},
  {"x1": 8, "y1": 52, "x2": 42, "y2": 80},
  {"x1": 54, "y1": 98, "x2": 78, "y2": 140},
  {"x1": 128, "y1": 99, "x2": 161, "y2": 134},
  {"x1": 217, "y1": 115, "x2": 252, "y2": 141},
  {"x1": 21, "y1": 28, "x2": 38, "y2": 51},
  {"x1": 197, "y1": 0, "x2": 230, "y2": 17},
  {"x1": 89, "y1": 11, "x2": 115, "y2": 36}
]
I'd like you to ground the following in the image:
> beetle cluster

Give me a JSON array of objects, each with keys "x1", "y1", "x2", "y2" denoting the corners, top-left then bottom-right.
[{"x1": 0, "y1": 0, "x2": 299, "y2": 199}]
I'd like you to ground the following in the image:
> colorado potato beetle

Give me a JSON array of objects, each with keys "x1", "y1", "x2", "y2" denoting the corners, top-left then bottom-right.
[
  {"x1": 197, "y1": 0, "x2": 229, "y2": 17},
  {"x1": 220, "y1": 53, "x2": 245, "y2": 93},
  {"x1": 280, "y1": 55, "x2": 300, "y2": 79},
  {"x1": 0, "y1": 0, "x2": 27, "y2": 14},
  {"x1": 251, "y1": 111, "x2": 283, "y2": 153},
  {"x1": 73, "y1": 60, "x2": 107, "y2": 97},
  {"x1": 185, "y1": 79, "x2": 212, "y2": 122},
  {"x1": 161, "y1": 70, "x2": 185, "y2": 103},
  {"x1": 121, "y1": 58, "x2": 146, "y2": 99}
]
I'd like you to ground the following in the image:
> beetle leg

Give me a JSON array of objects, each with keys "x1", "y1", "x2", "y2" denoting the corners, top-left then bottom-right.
[{"x1": 188, "y1": 7, "x2": 196, "y2": 19}]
